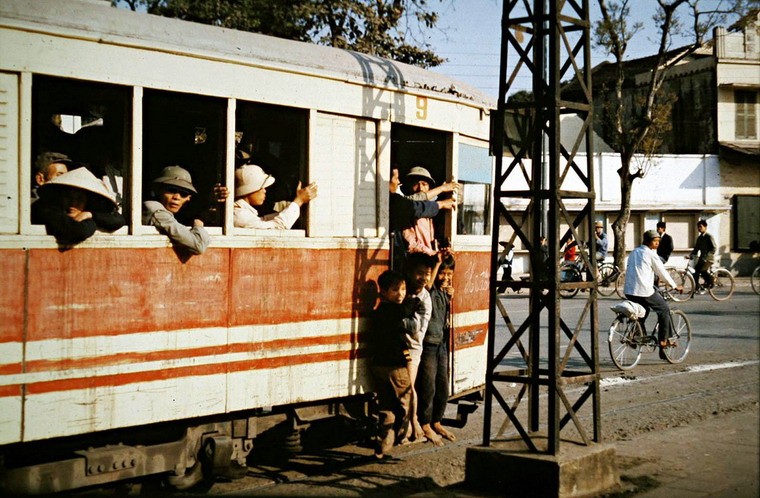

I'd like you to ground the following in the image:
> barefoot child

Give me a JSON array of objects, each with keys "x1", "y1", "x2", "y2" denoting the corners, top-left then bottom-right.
[
  {"x1": 369, "y1": 270, "x2": 426, "y2": 459},
  {"x1": 402, "y1": 253, "x2": 435, "y2": 442},
  {"x1": 417, "y1": 252, "x2": 457, "y2": 446}
]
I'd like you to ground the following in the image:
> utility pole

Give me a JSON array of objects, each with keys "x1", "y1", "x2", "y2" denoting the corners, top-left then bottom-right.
[{"x1": 467, "y1": 1, "x2": 618, "y2": 494}]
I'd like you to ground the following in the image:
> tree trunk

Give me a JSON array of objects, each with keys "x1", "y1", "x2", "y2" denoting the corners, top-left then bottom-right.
[{"x1": 612, "y1": 158, "x2": 635, "y2": 270}]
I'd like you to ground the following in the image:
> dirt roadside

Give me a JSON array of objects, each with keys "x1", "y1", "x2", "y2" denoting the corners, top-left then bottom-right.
[{"x1": 207, "y1": 362, "x2": 759, "y2": 497}]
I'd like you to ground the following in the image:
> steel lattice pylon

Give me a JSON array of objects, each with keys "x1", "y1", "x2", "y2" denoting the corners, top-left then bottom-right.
[{"x1": 484, "y1": 0, "x2": 600, "y2": 455}]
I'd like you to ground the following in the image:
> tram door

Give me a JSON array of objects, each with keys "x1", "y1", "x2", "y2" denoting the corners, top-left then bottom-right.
[
  {"x1": 390, "y1": 123, "x2": 450, "y2": 257},
  {"x1": 390, "y1": 124, "x2": 458, "y2": 391}
]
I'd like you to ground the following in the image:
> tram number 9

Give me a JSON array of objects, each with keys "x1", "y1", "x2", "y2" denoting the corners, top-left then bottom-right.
[{"x1": 416, "y1": 96, "x2": 428, "y2": 120}]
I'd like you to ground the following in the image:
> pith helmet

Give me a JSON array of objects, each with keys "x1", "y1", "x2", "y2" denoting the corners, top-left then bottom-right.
[
  {"x1": 235, "y1": 164, "x2": 275, "y2": 198},
  {"x1": 643, "y1": 229, "x2": 660, "y2": 243},
  {"x1": 152, "y1": 166, "x2": 197, "y2": 194},
  {"x1": 404, "y1": 166, "x2": 436, "y2": 187}
]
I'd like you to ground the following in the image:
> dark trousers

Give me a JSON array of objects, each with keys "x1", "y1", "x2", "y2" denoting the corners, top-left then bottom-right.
[
  {"x1": 626, "y1": 289, "x2": 671, "y2": 343},
  {"x1": 371, "y1": 364, "x2": 411, "y2": 453},
  {"x1": 692, "y1": 259, "x2": 714, "y2": 287},
  {"x1": 416, "y1": 341, "x2": 449, "y2": 425}
]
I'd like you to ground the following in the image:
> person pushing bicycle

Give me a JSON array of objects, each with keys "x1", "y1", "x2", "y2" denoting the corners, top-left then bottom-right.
[{"x1": 623, "y1": 230, "x2": 683, "y2": 360}]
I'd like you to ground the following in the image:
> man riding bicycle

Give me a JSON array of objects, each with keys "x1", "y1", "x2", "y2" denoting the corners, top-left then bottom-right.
[
  {"x1": 685, "y1": 219, "x2": 716, "y2": 293},
  {"x1": 623, "y1": 230, "x2": 683, "y2": 360}
]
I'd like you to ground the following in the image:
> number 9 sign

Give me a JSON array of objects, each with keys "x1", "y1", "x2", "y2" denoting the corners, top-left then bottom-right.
[{"x1": 416, "y1": 96, "x2": 428, "y2": 120}]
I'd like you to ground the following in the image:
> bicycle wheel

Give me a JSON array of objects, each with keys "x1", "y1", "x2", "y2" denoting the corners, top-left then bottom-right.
[
  {"x1": 614, "y1": 271, "x2": 626, "y2": 298},
  {"x1": 559, "y1": 267, "x2": 580, "y2": 298},
  {"x1": 608, "y1": 317, "x2": 643, "y2": 370},
  {"x1": 664, "y1": 309, "x2": 692, "y2": 364},
  {"x1": 752, "y1": 265, "x2": 760, "y2": 296},
  {"x1": 597, "y1": 263, "x2": 617, "y2": 297},
  {"x1": 667, "y1": 268, "x2": 695, "y2": 302},
  {"x1": 708, "y1": 268, "x2": 734, "y2": 301}
]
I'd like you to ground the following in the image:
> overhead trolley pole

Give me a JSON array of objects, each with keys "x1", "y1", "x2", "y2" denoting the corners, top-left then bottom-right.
[{"x1": 481, "y1": 0, "x2": 601, "y2": 458}]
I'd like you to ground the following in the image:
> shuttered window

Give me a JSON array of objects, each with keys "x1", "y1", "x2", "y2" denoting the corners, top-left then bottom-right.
[
  {"x1": 0, "y1": 72, "x2": 19, "y2": 234},
  {"x1": 735, "y1": 90, "x2": 758, "y2": 140},
  {"x1": 310, "y1": 113, "x2": 377, "y2": 237}
]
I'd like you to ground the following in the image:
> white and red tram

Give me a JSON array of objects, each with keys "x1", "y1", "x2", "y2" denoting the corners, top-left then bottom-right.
[{"x1": 0, "y1": 0, "x2": 495, "y2": 492}]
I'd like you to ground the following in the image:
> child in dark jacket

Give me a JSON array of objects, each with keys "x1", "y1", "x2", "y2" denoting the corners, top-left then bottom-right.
[{"x1": 370, "y1": 270, "x2": 425, "y2": 459}]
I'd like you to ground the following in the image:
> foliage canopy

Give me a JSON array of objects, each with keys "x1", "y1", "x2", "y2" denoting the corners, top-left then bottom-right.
[{"x1": 113, "y1": 0, "x2": 445, "y2": 68}]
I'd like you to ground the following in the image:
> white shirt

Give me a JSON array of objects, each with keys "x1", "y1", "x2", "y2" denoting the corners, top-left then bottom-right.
[
  {"x1": 406, "y1": 287, "x2": 432, "y2": 363},
  {"x1": 233, "y1": 198, "x2": 301, "y2": 229},
  {"x1": 624, "y1": 244, "x2": 677, "y2": 297}
]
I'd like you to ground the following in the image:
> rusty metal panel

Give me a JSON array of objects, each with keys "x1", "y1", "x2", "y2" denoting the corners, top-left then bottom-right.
[{"x1": 26, "y1": 247, "x2": 230, "y2": 340}]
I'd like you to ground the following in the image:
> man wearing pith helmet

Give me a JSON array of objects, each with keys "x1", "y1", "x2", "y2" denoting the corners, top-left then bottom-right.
[
  {"x1": 143, "y1": 165, "x2": 210, "y2": 255},
  {"x1": 233, "y1": 163, "x2": 317, "y2": 230},
  {"x1": 623, "y1": 229, "x2": 683, "y2": 360}
]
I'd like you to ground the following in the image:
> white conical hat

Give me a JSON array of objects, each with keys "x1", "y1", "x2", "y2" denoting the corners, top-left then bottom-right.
[{"x1": 39, "y1": 167, "x2": 117, "y2": 208}]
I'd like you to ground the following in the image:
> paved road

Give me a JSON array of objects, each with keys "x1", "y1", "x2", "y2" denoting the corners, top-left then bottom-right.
[{"x1": 203, "y1": 284, "x2": 759, "y2": 497}]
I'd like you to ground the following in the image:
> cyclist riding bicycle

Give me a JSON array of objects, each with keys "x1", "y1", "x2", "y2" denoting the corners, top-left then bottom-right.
[
  {"x1": 623, "y1": 229, "x2": 683, "y2": 360},
  {"x1": 685, "y1": 219, "x2": 716, "y2": 293}
]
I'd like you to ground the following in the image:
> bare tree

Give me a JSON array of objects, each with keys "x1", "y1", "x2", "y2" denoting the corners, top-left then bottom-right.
[{"x1": 594, "y1": 0, "x2": 743, "y2": 268}]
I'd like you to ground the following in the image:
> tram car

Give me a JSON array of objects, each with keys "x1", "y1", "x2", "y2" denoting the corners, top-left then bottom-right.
[{"x1": 0, "y1": 0, "x2": 495, "y2": 492}]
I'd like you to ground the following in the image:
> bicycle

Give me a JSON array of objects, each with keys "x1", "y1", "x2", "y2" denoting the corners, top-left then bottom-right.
[
  {"x1": 660, "y1": 267, "x2": 695, "y2": 303},
  {"x1": 614, "y1": 271, "x2": 626, "y2": 298},
  {"x1": 666, "y1": 262, "x2": 735, "y2": 301},
  {"x1": 751, "y1": 265, "x2": 760, "y2": 296},
  {"x1": 608, "y1": 293, "x2": 692, "y2": 370},
  {"x1": 597, "y1": 262, "x2": 622, "y2": 297},
  {"x1": 559, "y1": 260, "x2": 583, "y2": 298}
]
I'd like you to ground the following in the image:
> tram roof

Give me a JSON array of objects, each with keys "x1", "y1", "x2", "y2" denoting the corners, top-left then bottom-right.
[{"x1": 0, "y1": 0, "x2": 495, "y2": 110}]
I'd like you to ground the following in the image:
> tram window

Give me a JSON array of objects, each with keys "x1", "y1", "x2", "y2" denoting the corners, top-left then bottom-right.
[
  {"x1": 391, "y1": 124, "x2": 449, "y2": 239},
  {"x1": 32, "y1": 76, "x2": 130, "y2": 216},
  {"x1": 457, "y1": 143, "x2": 492, "y2": 236},
  {"x1": 143, "y1": 90, "x2": 226, "y2": 226},
  {"x1": 235, "y1": 102, "x2": 308, "y2": 229}
]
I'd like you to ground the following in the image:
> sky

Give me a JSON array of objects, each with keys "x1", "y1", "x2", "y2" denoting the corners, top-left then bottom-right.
[{"x1": 423, "y1": 0, "x2": 736, "y2": 101}]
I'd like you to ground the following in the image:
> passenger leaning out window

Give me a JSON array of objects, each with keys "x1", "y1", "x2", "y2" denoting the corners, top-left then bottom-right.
[
  {"x1": 32, "y1": 166, "x2": 125, "y2": 245},
  {"x1": 143, "y1": 166, "x2": 227, "y2": 255},
  {"x1": 233, "y1": 163, "x2": 317, "y2": 230}
]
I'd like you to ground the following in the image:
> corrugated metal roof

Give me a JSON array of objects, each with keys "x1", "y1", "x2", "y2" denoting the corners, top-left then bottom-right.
[{"x1": 0, "y1": 0, "x2": 495, "y2": 109}]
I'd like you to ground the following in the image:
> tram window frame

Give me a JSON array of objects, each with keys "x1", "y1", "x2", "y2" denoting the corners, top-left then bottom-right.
[
  {"x1": 233, "y1": 101, "x2": 309, "y2": 235},
  {"x1": 30, "y1": 75, "x2": 131, "y2": 235},
  {"x1": 142, "y1": 89, "x2": 227, "y2": 235},
  {"x1": 456, "y1": 141, "x2": 492, "y2": 238},
  {"x1": 391, "y1": 124, "x2": 451, "y2": 243}
]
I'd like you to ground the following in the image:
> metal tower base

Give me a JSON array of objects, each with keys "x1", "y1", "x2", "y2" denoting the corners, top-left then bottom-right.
[{"x1": 466, "y1": 438, "x2": 619, "y2": 497}]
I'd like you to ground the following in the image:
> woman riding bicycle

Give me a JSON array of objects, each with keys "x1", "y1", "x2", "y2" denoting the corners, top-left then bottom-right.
[{"x1": 623, "y1": 230, "x2": 683, "y2": 360}]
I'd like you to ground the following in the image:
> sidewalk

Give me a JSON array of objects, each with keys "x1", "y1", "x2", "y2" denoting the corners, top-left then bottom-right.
[
  {"x1": 409, "y1": 405, "x2": 759, "y2": 498},
  {"x1": 609, "y1": 405, "x2": 759, "y2": 498}
]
